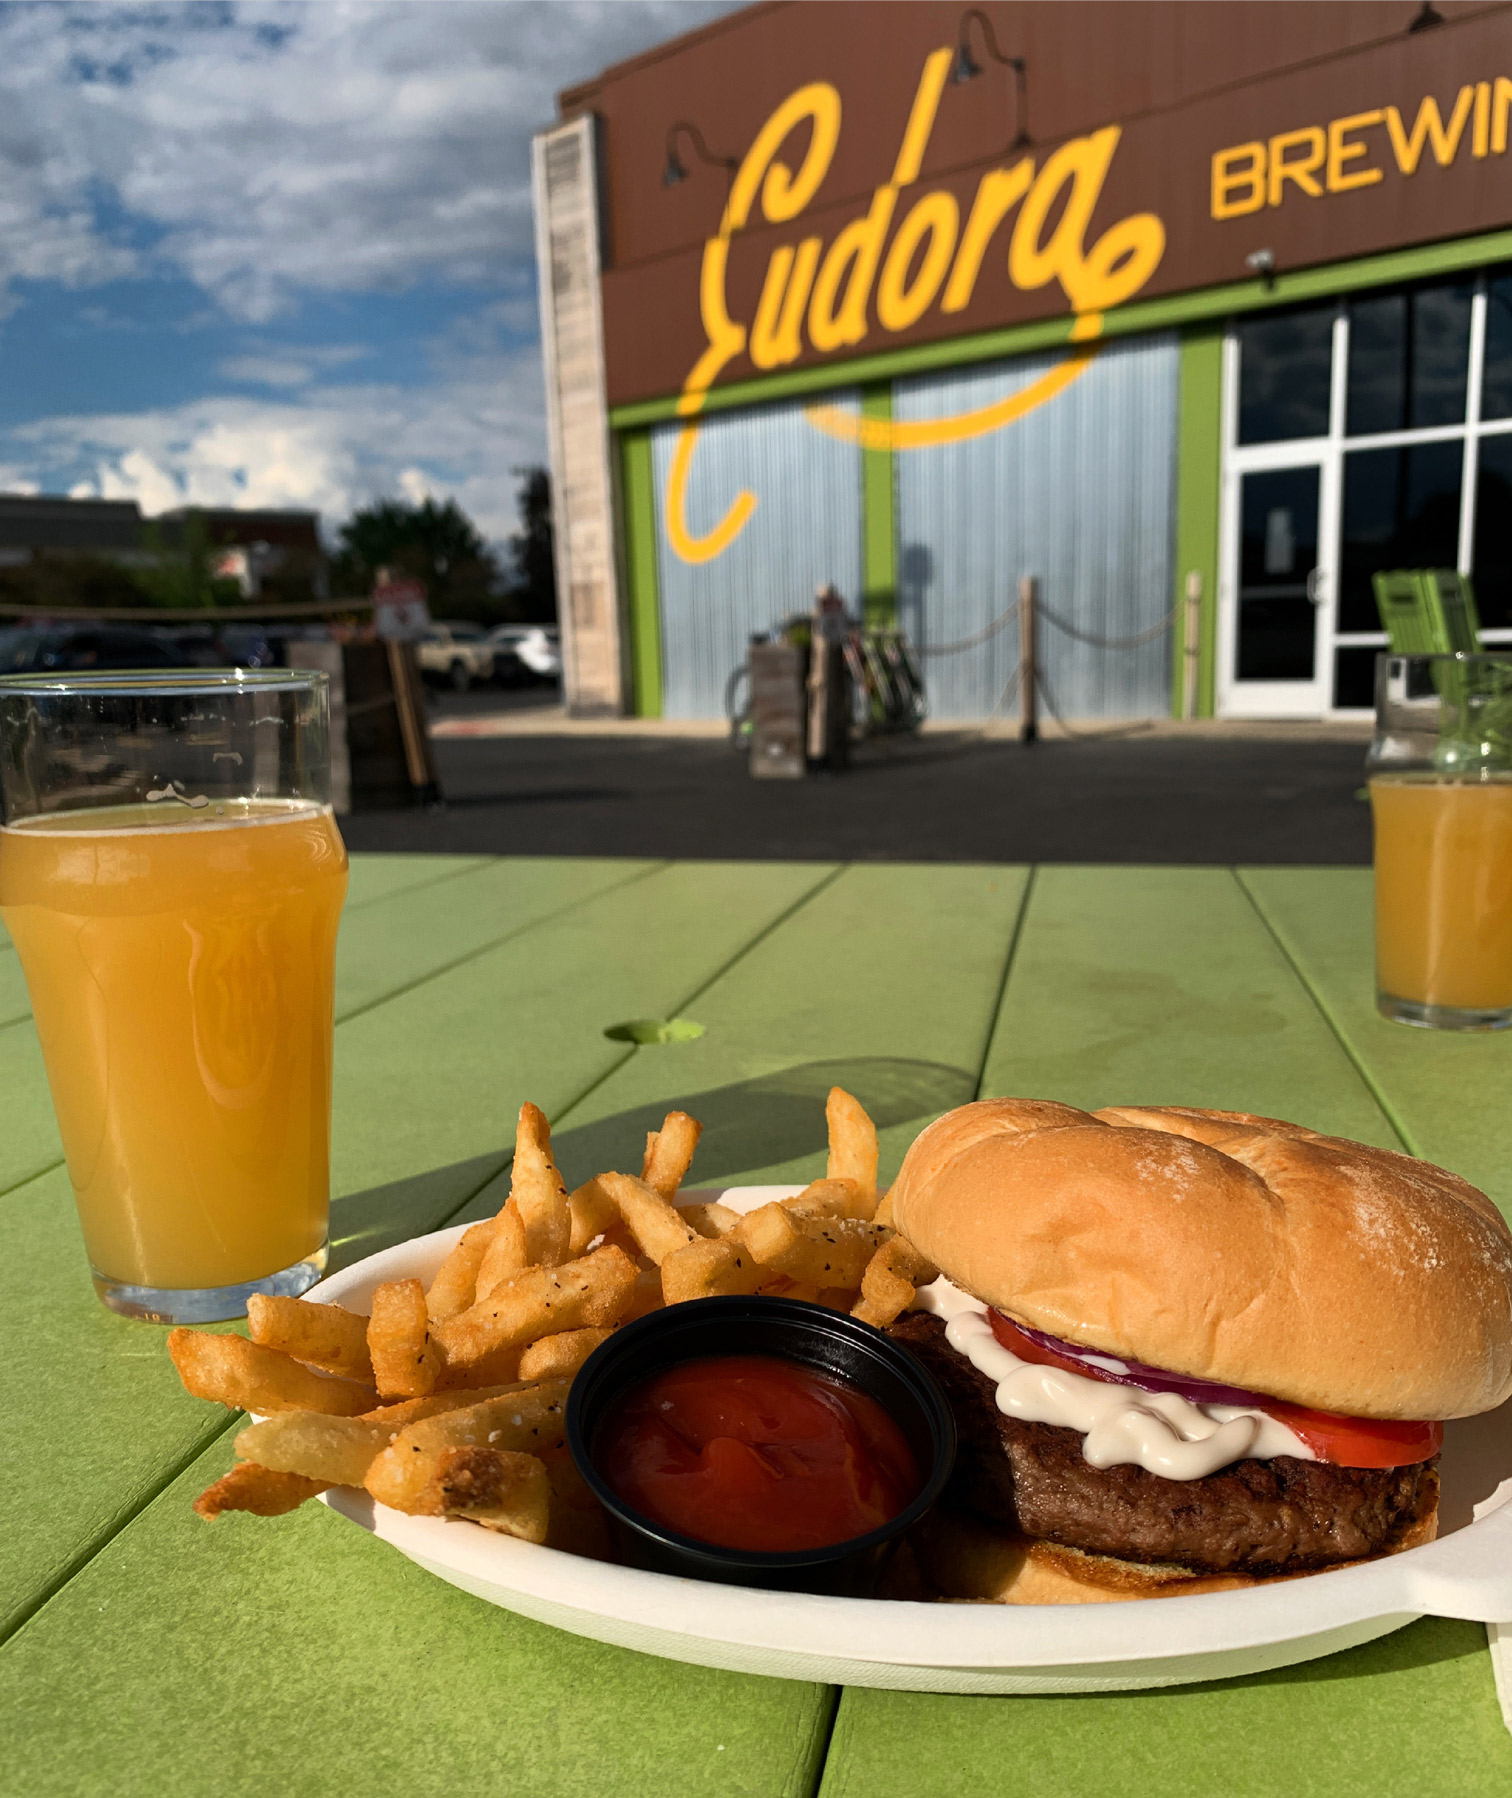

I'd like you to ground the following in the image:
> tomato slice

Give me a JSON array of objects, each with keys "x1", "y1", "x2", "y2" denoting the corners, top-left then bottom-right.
[{"x1": 986, "y1": 1311, "x2": 1442, "y2": 1468}]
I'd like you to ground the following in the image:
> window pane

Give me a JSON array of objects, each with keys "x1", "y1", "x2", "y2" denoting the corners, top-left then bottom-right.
[
  {"x1": 1333, "y1": 645, "x2": 1381, "y2": 710},
  {"x1": 1473, "y1": 431, "x2": 1512, "y2": 629},
  {"x1": 1483, "y1": 269, "x2": 1512, "y2": 421},
  {"x1": 1347, "y1": 293, "x2": 1406, "y2": 435},
  {"x1": 1346, "y1": 281, "x2": 1471, "y2": 435},
  {"x1": 1339, "y1": 440, "x2": 1463, "y2": 631},
  {"x1": 1237, "y1": 306, "x2": 1333, "y2": 444},
  {"x1": 1237, "y1": 467, "x2": 1319, "y2": 680}
]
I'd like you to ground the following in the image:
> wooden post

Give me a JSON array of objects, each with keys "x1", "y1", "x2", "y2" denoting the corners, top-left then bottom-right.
[
  {"x1": 1183, "y1": 570, "x2": 1203, "y2": 720},
  {"x1": 1019, "y1": 574, "x2": 1038, "y2": 744}
]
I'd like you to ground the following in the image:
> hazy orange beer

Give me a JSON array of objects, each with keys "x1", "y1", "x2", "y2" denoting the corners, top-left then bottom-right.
[
  {"x1": 1369, "y1": 654, "x2": 1512, "y2": 1031},
  {"x1": 0, "y1": 671, "x2": 347, "y2": 1320}
]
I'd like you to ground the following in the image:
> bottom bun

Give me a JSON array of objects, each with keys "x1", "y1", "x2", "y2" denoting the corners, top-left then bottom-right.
[{"x1": 910, "y1": 1487, "x2": 1440, "y2": 1606}]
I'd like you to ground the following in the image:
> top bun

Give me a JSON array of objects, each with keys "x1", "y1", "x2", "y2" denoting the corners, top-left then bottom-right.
[{"x1": 891, "y1": 1099, "x2": 1512, "y2": 1420}]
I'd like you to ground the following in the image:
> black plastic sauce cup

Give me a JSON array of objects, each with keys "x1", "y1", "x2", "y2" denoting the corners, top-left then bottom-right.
[{"x1": 566, "y1": 1296, "x2": 956, "y2": 1595}]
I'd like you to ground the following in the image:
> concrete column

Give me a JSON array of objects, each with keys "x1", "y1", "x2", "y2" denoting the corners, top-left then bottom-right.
[{"x1": 532, "y1": 114, "x2": 625, "y2": 716}]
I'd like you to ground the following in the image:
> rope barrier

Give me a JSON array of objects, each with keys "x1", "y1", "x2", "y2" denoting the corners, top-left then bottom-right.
[
  {"x1": 918, "y1": 600, "x2": 1020, "y2": 657},
  {"x1": 1033, "y1": 598, "x2": 1177, "y2": 650}
]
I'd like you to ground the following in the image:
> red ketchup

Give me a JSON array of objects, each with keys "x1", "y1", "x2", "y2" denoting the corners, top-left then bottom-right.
[{"x1": 596, "y1": 1354, "x2": 921, "y2": 1553}]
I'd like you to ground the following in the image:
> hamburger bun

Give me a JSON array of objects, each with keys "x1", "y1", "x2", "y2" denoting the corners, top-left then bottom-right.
[
  {"x1": 891, "y1": 1099, "x2": 1512, "y2": 1420},
  {"x1": 910, "y1": 1495, "x2": 1440, "y2": 1606}
]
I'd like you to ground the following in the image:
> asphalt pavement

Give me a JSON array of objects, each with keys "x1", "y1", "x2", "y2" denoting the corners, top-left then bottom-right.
[{"x1": 337, "y1": 689, "x2": 1374, "y2": 865}]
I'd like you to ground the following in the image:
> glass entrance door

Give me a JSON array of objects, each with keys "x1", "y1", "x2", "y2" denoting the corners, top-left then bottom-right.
[{"x1": 1221, "y1": 461, "x2": 1330, "y2": 716}]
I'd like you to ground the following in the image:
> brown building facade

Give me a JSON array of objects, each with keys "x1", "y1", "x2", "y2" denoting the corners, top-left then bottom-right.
[{"x1": 535, "y1": 1, "x2": 1512, "y2": 720}]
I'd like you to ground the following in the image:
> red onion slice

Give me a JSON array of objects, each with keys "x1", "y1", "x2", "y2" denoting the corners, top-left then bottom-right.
[{"x1": 1007, "y1": 1317, "x2": 1279, "y2": 1411}]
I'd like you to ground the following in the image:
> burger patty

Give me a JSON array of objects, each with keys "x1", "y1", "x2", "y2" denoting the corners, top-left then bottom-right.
[{"x1": 889, "y1": 1311, "x2": 1438, "y2": 1577}]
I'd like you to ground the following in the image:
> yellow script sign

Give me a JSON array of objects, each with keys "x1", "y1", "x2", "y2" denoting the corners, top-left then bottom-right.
[{"x1": 667, "y1": 48, "x2": 1167, "y2": 564}]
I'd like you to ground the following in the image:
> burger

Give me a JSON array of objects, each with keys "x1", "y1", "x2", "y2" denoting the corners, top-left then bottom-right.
[{"x1": 886, "y1": 1098, "x2": 1512, "y2": 1604}]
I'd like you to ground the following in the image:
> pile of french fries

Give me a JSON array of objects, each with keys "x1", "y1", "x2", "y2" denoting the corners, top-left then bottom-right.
[{"x1": 174, "y1": 1087, "x2": 936, "y2": 1554}]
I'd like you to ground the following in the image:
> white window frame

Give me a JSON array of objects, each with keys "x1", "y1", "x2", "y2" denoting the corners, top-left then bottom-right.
[{"x1": 1218, "y1": 271, "x2": 1512, "y2": 720}]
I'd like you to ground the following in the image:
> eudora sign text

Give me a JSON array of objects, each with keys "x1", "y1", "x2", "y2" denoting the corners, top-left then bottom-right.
[{"x1": 666, "y1": 47, "x2": 1166, "y2": 564}]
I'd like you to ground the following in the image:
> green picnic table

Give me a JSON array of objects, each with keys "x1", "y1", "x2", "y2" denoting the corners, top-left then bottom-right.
[{"x1": 3, "y1": 855, "x2": 1511, "y2": 1797}]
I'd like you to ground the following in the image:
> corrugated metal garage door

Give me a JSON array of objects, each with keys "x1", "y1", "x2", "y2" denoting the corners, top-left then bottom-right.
[
  {"x1": 652, "y1": 394, "x2": 863, "y2": 720},
  {"x1": 894, "y1": 334, "x2": 1178, "y2": 721}
]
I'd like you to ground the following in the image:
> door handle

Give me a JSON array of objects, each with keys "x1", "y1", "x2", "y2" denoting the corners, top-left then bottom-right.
[{"x1": 1305, "y1": 567, "x2": 1325, "y2": 606}]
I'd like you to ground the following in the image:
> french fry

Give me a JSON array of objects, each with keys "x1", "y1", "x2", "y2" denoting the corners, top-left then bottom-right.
[
  {"x1": 437, "y1": 1344, "x2": 522, "y2": 1389},
  {"x1": 365, "y1": 1380, "x2": 569, "y2": 1514},
  {"x1": 782, "y1": 1177, "x2": 866, "y2": 1220},
  {"x1": 507, "y1": 1101, "x2": 572, "y2": 1268},
  {"x1": 660, "y1": 1236, "x2": 764, "y2": 1304},
  {"x1": 193, "y1": 1463, "x2": 327, "y2": 1519},
  {"x1": 851, "y1": 1236, "x2": 939, "y2": 1329},
  {"x1": 826, "y1": 1086, "x2": 879, "y2": 1214},
  {"x1": 737, "y1": 1204, "x2": 888, "y2": 1288},
  {"x1": 640, "y1": 1110, "x2": 702, "y2": 1199},
  {"x1": 168, "y1": 1329, "x2": 377, "y2": 1416},
  {"x1": 246, "y1": 1294, "x2": 374, "y2": 1382},
  {"x1": 368, "y1": 1278, "x2": 444, "y2": 1399},
  {"x1": 680, "y1": 1201, "x2": 741, "y2": 1239},
  {"x1": 235, "y1": 1390, "x2": 521, "y2": 1489},
  {"x1": 425, "y1": 1446, "x2": 551, "y2": 1541},
  {"x1": 596, "y1": 1171, "x2": 698, "y2": 1265},
  {"x1": 475, "y1": 1203, "x2": 528, "y2": 1300},
  {"x1": 434, "y1": 1244, "x2": 637, "y2": 1368},
  {"x1": 426, "y1": 1219, "x2": 496, "y2": 1322},
  {"x1": 517, "y1": 1326, "x2": 611, "y2": 1383},
  {"x1": 873, "y1": 1190, "x2": 896, "y2": 1230},
  {"x1": 567, "y1": 1177, "x2": 618, "y2": 1256}
]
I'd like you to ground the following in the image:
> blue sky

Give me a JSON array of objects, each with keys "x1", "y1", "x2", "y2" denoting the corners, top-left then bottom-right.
[{"x1": 0, "y1": 1, "x2": 731, "y2": 543}]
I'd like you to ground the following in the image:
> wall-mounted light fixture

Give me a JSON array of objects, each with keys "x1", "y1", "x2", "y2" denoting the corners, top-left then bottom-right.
[
  {"x1": 1245, "y1": 247, "x2": 1277, "y2": 289},
  {"x1": 953, "y1": 7, "x2": 1030, "y2": 151},
  {"x1": 662, "y1": 122, "x2": 738, "y2": 196}
]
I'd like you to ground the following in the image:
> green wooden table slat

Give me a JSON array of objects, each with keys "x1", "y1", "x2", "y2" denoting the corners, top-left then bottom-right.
[
  {"x1": 334, "y1": 853, "x2": 660, "y2": 1022},
  {"x1": 978, "y1": 866, "x2": 1401, "y2": 1144},
  {"x1": 4, "y1": 858, "x2": 1507, "y2": 1798},
  {"x1": 818, "y1": 1620, "x2": 1512, "y2": 1798},
  {"x1": 0, "y1": 1435, "x2": 836, "y2": 1798},
  {"x1": 0, "y1": 857, "x2": 833, "y2": 1653},
  {"x1": 341, "y1": 851, "x2": 490, "y2": 911},
  {"x1": 0, "y1": 935, "x2": 29, "y2": 1027},
  {"x1": 1238, "y1": 867, "x2": 1512, "y2": 1222},
  {"x1": 457, "y1": 862, "x2": 1031, "y2": 1223},
  {"x1": 327, "y1": 858, "x2": 836, "y2": 1263}
]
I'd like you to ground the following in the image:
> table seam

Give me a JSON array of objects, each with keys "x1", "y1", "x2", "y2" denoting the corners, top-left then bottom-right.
[
  {"x1": 1232, "y1": 868, "x2": 1419, "y2": 1156},
  {"x1": 334, "y1": 858, "x2": 671, "y2": 1027},
  {"x1": 0, "y1": 1413, "x2": 238, "y2": 1653},
  {"x1": 340, "y1": 855, "x2": 495, "y2": 915},
  {"x1": 972, "y1": 865, "x2": 1039, "y2": 1100}
]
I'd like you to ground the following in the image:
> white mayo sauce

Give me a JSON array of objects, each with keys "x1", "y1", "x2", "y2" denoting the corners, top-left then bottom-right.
[{"x1": 914, "y1": 1276, "x2": 1313, "y2": 1481}]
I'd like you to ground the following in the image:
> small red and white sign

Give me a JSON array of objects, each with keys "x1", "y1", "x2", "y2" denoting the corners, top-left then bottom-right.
[{"x1": 373, "y1": 579, "x2": 430, "y2": 641}]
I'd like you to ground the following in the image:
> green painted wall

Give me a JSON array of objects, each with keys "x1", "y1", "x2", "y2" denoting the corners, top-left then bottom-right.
[
  {"x1": 1173, "y1": 327, "x2": 1223, "y2": 719},
  {"x1": 860, "y1": 384, "x2": 897, "y2": 627},
  {"x1": 619, "y1": 431, "x2": 662, "y2": 717}
]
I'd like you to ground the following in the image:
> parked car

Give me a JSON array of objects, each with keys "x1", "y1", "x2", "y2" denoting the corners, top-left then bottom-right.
[
  {"x1": 487, "y1": 624, "x2": 561, "y2": 685},
  {"x1": 0, "y1": 625, "x2": 195, "y2": 674},
  {"x1": 416, "y1": 621, "x2": 495, "y2": 691}
]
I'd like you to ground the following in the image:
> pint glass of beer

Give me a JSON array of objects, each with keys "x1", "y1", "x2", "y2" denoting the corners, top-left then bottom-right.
[
  {"x1": 0, "y1": 670, "x2": 348, "y2": 1320},
  {"x1": 1368, "y1": 653, "x2": 1512, "y2": 1031}
]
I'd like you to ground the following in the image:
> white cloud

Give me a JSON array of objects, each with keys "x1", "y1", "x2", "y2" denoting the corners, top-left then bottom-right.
[
  {"x1": 8, "y1": 325, "x2": 549, "y2": 542},
  {"x1": 0, "y1": 1, "x2": 736, "y2": 321},
  {"x1": 217, "y1": 344, "x2": 369, "y2": 388}
]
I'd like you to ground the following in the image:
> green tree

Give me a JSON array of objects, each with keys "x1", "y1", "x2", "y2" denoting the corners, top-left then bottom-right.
[
  {"x1": 332, "y1": 496, "x2": 501, "y2": 620},
  {"x1": 500, "y1": 468, "x2": 557, "y2": 624}
]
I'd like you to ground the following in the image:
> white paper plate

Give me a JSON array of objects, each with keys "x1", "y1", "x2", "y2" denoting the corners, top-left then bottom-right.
[{"x1": 312, "y1": 1188, "x2": 1512, "y2": 1694}]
